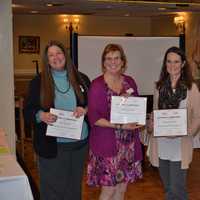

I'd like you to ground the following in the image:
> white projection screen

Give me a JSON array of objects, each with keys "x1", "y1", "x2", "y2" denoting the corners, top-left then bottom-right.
[{"x1": 77, "y1": 36, "x2": 179, "y2": 95}]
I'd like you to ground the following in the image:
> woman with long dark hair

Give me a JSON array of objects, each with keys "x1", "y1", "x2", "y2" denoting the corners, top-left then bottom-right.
[
  {"x1": 24, "y1": 40, "x2": 90, "y2": 200},
  {"x1": 148, "y1": 46, "x2": 200, "y2": 200}
]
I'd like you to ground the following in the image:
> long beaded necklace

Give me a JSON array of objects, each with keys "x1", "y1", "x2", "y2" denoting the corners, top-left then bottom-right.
[{"x1": 53, "y1": 79, "x2": 71, "y2": 94}]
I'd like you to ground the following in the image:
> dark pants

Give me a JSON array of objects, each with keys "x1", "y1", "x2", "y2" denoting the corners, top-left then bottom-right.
[
  {"x1": 39, "y1": 143, "x2": 88, "y2": 200},
  {"x1": 159, "y1": 159, "x2": 188, "y2": 200}
]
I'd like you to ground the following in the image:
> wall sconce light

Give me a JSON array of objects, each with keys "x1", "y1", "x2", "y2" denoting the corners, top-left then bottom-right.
[
  {"x1": 63, "y1": 15, "x2": 80, "y2": 32},
  {"x1": 174, "y1": 15, "x2": 185, "y2": 34}
]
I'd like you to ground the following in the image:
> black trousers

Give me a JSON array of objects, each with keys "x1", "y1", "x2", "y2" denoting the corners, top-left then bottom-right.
[
  {"x1": 159, "y1": 159, "x2": 188, "y2": 200},
  {"x1": 39, "y1": 143, "x2": 88, "y2": 200}
]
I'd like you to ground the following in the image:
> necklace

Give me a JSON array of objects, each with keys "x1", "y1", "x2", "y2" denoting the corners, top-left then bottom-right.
[{"x1": 54, "y1": 81, "x2": 71, "y2": 94}]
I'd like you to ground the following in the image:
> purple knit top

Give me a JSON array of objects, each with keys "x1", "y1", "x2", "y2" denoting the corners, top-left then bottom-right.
[{"x1": 88, "y1": 74, "x2": 142, "y2": 161}]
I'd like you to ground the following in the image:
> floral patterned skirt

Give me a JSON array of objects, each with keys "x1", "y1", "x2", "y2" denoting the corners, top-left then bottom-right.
[{"x1": 87, "y1": 131, "x2": 142, "y2": 186}]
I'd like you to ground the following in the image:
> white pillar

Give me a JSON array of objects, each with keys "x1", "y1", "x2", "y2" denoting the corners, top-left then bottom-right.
[{"x1": 0, "y1": 0, "x2": 15, "y2": 154}]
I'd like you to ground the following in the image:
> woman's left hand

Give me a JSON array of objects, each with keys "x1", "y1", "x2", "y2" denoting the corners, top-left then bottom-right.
[
  {"x1": 73, "y1": 106, "x2": 87, "y2": 118},
  {"x1": 121, "y1": 93, "x2": 130, "y2": 98}
]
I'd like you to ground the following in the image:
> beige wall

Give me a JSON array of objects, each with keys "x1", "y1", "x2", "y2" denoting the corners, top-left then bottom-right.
[
  {"x1": 185, "y1": 13, "x2": 200, "y2": 77},
  {"x1": 13, "y1": 15, "x2": 152, "y2": 74},
  {"x1": 151, "y1": 15, "x2": 177, "y2": 36},
  {"x1": 0, "y1": 0, "x2": 15, "y2": 153},
  {"x1": 13, "y1": 15, "x2": 68, "y2": 74},
  {"x1": 79, "y1": 15, "x2": 151, "y2": 36},
  {"x1": 14, "y1": 12, "x2": 200, "y2": 76}
]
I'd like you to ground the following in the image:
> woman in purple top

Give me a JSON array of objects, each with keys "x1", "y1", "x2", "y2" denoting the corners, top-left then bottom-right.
[{"x1": 87, "y1": 44, "x2": 143, "y2": 200}]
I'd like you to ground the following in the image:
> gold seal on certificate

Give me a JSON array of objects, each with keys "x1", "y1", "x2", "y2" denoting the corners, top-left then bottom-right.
[
  {"x1": 153, "y1": 109, "x2": 187, "y2": 137},
  {"x1": 46, "y1": 108, "x2": 84, "y2": 140},
  {"x1": 110, "y1": 96, "x2": 147, "y2": 125}
]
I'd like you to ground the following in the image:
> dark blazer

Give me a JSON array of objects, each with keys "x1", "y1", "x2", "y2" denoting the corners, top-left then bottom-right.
[{"x1": 24, "y1": 72, "x2": 90, "y2": 158}]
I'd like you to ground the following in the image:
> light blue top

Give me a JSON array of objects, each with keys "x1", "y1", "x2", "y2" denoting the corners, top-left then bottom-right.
[{"x1": 36, "y1": 69, "x2": 88, "y2": 143}]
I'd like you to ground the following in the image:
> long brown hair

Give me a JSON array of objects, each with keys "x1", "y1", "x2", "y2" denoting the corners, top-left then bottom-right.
[
  {"x1": 156, "y1": 46, "x2": 193, "y2": 90},
  {"x1": 41, "y1": 40, "x2": 84, "y2": 108}
]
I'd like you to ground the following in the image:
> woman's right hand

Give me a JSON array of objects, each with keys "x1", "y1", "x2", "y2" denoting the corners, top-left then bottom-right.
[{"x1": 39, "y1": 111, "x2": 57, "y2": 125}]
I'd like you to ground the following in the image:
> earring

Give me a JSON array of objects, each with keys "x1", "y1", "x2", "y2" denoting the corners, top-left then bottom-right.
[{"x1": 182, "y1": 61, "x2": 186, "y2": 68}]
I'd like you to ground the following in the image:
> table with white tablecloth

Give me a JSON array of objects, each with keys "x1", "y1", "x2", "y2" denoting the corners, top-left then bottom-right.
[
  {"x1": 0, "y1": 129, "x2": 33, "y2": 200},
  {"x1": 0, "y1": 154, "x2": 33, "y2": 200}
]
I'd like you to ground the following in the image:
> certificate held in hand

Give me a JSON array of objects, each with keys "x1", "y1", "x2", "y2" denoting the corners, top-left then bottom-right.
[
  {"x1": 46, "y1": 108, "x2": 84, "y2": 140},
  {"x1": 153, "y1": 109, "x2": 187, "y2": 137},
  {"x1": 110, "y1": 96, "x2": 147, "y2": 125}
]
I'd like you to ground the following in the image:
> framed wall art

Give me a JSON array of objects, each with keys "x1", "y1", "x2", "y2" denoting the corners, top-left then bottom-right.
[{"x1": 19, "y1": 36, "x2": 40, "y2": 54}]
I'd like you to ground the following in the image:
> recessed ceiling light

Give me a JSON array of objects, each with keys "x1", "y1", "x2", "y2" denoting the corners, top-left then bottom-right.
[
  {"x1": 158, "y1": 7, "x2": 166, "y2": 11},
  {"x1": 12, "y1": 4, "x2": 24, "y2": 8},
  {"x1": 12, "y1": 4, "x2": 17, "y2": 8},
  {"x1": 30, "y1": 10, "x2": 39, "y2": 14},
  {"x1": 46, "y1": 3, "x2": 64, "y2": 7},
  {"x1": 124, "y1": 13, "x2": 130, "y2": 17},
  {"x1": 46, "y1": 3, "x2": 53, "y2": 7}
]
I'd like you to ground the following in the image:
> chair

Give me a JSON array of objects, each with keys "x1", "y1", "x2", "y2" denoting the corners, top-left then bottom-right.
[
  {"x1": 15, "y1": 96, "x2": 25, "y2": 158},
  {"x1": 15, "y1": 96, "x2": 37, "y2": 162}
]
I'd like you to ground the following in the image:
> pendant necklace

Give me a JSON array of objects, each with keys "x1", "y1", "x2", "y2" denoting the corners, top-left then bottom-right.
[{"x1": 54, "y1": 81, "x2": 71, "y2": 94}]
